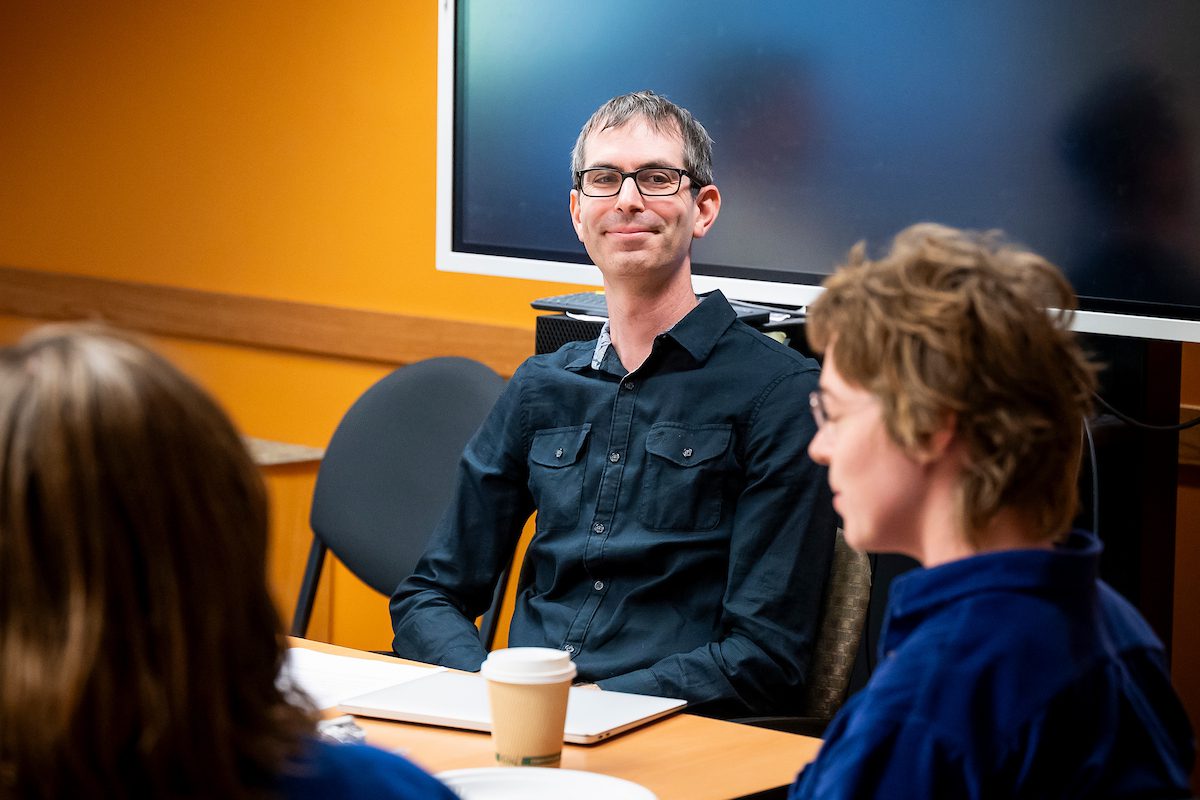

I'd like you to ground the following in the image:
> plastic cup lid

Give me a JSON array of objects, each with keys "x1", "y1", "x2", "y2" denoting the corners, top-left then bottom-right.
[{"x1": 480, "y1": 647, "x2": 578, "y2": 684}]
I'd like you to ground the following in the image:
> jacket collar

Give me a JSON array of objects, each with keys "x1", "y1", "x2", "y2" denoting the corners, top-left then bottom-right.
[{"x1": 882, "y1": 530, "x2": 1102, "y2": 649}]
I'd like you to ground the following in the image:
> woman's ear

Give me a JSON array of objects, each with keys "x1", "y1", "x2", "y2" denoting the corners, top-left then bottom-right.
[{"x1": 916, "y1": 412, "x2": 957, "y2": 464}]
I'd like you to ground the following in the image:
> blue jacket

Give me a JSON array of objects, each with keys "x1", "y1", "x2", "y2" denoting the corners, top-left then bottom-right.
[
  {"x1": 791, "y1": 531, "x2": 1195, "y2": 798},
  {"x1": 278, "y1": 739, "x2": 455, "y2": 800}
]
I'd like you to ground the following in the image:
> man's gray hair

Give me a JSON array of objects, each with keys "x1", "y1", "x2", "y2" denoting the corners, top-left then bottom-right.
[{"x1": 571, "y1": 90, "x2": 714, "y2": 191}]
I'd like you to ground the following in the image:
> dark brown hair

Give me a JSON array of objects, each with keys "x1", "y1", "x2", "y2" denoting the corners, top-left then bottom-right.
[
  {"x1": 807, "y1": 224, "x2": 1098, "y2": 544},
  {"x1": 0, "y1": 325, "x2": 313, "y2": 799},
  {"x1": 571, "y1": 89, "x2": 715, "y2": 189}
]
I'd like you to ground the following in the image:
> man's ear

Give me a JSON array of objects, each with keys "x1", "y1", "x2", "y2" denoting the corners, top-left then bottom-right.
[
  {"x1": 691, "y1": 184, "x2": 721, "y2": 239},
  {"x1": 569, "y1": 188, "x2": 584, "y2": 242}
]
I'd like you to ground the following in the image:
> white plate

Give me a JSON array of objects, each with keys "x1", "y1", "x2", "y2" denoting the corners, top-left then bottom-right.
[{"x1": 436, "y1": 767, "x2": 657, "y2": 800}]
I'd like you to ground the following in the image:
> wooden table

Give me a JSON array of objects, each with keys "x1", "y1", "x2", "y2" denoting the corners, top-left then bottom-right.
[{"x1": 293, "y1": 638, "x2": 821, "y2": 800}]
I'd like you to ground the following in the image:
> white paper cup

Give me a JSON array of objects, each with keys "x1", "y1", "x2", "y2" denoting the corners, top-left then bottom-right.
[{"x1": 480, "y1": 647, "x2": 577, "y2": 768}]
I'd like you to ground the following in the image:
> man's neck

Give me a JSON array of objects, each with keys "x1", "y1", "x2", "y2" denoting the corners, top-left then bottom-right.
[{"x1": 602, "y1": 276, "x2": 699, "y2": 373}]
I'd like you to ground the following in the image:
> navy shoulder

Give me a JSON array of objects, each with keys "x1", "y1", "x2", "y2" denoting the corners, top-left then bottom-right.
[
  {"x1": 728, "y1": 320, "x2": 821, "y2": 375},
  {"x1": 512, "y1": 338, "x2": 595, "y2": 378},
  {"x1": 278, "y1": 739, "x2": 456, "y2": 800},
  {"x1": 1097, "y1": 581, "x2": 1167, "y2": 655}
]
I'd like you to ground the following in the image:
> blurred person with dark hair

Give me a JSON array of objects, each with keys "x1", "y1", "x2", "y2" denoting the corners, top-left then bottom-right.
[
  {"x1": 0, "y1": 325, "x2": 455, "y2": 800},
  {"x1": 789, "y1": 224, "x2": 1194, "y2": 798},
  {"x1": 1060, "y1": 69, "x2": 1199, "y2": 307}
]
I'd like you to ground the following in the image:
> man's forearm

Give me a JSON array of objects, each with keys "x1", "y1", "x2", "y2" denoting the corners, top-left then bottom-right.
[
  {"x1": 593, "y1": 637, "x2": 787, "y2": 714},
  {"x1": 390, "y1": 588, "x2": 490, "y2": 669}
]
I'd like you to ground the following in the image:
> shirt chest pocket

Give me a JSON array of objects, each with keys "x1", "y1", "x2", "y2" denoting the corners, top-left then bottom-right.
[
  {"x1": 639, "y1": 422, "x2": 732, "y2": 531},
  {"x1": 528, "y1": 424, "x2": 591, "y2": 532}
]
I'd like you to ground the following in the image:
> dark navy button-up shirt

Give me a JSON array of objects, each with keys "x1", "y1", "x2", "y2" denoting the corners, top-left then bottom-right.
[
  {"x1": 390, "y1": 291, "x2": 836, "y2": 716},
  {"x1": 790, "y1": 530, "x2": 1196, "y2": 799}
]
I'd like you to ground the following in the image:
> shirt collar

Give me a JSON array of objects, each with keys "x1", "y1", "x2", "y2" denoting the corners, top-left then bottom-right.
[
  {"x1": 565, "y1": 290, "x2": 738, "y2": 374},
  {"x1": 886, "y1": 529, "x2": 1102, "y2": 630},
  {"x1": 591, "y1": 320, "x2": 613, "y2": 370},
  {"x1": 565, "y1": 340, "x2": 598, "y2": 372},
  {"x1": 666, "y1": 290, "x2": 737, "y2": 363}
]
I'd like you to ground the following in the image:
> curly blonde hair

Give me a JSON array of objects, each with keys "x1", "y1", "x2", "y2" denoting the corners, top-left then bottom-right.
[{"x1": 807, "y1": 223, "x2": 1097, "y2": 544}]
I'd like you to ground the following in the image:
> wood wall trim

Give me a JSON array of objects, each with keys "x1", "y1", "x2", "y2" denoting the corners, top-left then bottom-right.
[
  {"x1": 0, "y1": 265, "x2": 532, "y2": 376},
  {"x1": 1181, "y1": 404, "x2": 1200, "y2": 467}
]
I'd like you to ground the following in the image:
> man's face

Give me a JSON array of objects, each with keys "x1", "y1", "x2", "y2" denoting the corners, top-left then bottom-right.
[{"x1": 569, "y1": 119, "x2": 719, "y2": 285}]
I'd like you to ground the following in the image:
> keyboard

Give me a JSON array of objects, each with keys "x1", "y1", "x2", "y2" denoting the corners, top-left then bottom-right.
[
  {"x1": 530, "y1": 291, "x2": 611, "y2": 316},
  {"x1": 531, "y1": 292, "x2": 773, "y2": 325}
]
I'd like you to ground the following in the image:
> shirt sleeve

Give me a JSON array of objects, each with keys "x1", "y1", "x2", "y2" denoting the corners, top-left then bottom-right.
[
  {"x1": 389, "y1": 368, "x2": 533, "y2": 670},
  {"x1": 597, "y1": 367, "x2": 838, "y2": 715}
]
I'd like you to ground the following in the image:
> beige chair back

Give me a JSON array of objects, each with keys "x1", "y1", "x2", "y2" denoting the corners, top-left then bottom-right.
[{"x1": 800, "y1": 528, "x2": 871, "y2": 720}]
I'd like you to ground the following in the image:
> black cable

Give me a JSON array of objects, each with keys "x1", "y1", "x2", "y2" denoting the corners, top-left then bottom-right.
[
  {"x1": 865, "y1": 552, "x2": 878, "y2": 675},
  {"x1": 1092, "y1": 391, "x2": 1200, "y2": 432},
  {"x1": 1082, "y1": 418, "x2": 1100, "y2": 539}
]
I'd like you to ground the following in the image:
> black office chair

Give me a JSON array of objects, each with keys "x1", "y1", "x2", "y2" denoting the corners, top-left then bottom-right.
[{"x1": 290, "y1": 357, "x2": 508, "y2": 647}]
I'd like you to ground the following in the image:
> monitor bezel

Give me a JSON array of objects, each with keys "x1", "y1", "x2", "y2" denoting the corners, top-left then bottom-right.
[{"x1": 433, "y1": 0, "x2": 1200, "y2": 344}]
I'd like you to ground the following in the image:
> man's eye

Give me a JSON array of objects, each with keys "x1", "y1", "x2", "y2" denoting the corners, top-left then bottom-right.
[{"x1": 590, "y1": 172, "x2": 619, "y2": 184}]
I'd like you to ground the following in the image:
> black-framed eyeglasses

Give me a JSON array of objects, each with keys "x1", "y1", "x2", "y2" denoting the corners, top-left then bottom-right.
[{"x1": 575, "y1": 167, "x2": 692, "y2": 197}]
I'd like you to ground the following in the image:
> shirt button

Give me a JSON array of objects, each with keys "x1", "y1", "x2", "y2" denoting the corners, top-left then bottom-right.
[
  {"x1": 564, "y1": 644, "x2": 576, "y2": 654},
  {"x1": 623, "y1": 381, "x2": 635, "y2": 390},
  {"x1": 609, "y1": 452, "x2": 620, "y2": 463},
  {"x1": 682, "y1": 447, "x2": 694, "y2": 458},
  {"x1": 594, "y1": 580, "x2": 604, "y2": 591},
  {"x1": 592, "y1": 522, "x2": 605, "y2": 534},
  {"x1": 555, "y1": 448, "x2": 564, "y2": 458}
]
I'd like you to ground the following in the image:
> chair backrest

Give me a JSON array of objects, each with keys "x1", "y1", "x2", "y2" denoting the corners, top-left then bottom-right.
[
  {"x1": 309, "y1": 357, "x2": 505, "y2": 597},
  {"x1": 800, "y1": 528, "x2": 872, "y2": 719}
]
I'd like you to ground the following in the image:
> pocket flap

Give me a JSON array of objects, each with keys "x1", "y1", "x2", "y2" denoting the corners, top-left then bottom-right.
[
  {"x1": 644, "y1": 423, "x2": 731, "y2": 466},
  {"x1": 529, "y1": 424, "x2": 591, "y2": 467}
]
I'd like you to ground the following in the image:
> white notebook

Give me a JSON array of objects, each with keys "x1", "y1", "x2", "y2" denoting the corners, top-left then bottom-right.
[{"x1": 339, "y1": 669, "x2": 686, "y2": 744}]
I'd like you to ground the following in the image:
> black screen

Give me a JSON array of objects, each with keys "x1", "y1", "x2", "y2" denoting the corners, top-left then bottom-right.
[{"x1": 453, "y1": 1, "x2": 1200, "y2": 319}]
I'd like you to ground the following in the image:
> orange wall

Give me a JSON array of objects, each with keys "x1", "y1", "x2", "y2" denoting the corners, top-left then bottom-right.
[
  {"x1": 0, "y1": 1, "x2": 585, "y2": 648},
  {"x1": 0, "y1": 0, "x2": 584, "y2": 446},
  {"x1": 0, "y1": 1, "x2": 581, "y2": 333},
  {"x1": 1176, "y1": 345, "x2": 1200, "y2": 790}
]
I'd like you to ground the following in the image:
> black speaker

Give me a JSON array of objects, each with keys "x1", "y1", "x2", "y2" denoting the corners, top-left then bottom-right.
[{"x1": 535, "y1": 314, "x2": 605, "y2": 355}]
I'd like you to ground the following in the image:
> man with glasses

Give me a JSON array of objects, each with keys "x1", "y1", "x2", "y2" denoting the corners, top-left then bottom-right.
[{"x1": 391, "y1": 91, "x2": 835, "y2": 717}]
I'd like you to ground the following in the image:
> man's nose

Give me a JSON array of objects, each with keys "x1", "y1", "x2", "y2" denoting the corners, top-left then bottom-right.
[{"x1": 613, "y1": 175, "x2": 645, "y2": 212}]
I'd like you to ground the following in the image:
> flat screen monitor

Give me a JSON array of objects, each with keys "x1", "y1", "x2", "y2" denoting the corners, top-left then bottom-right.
[{"x1": 436, "y1": 1, "x2": 1200, "y2": 342}]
